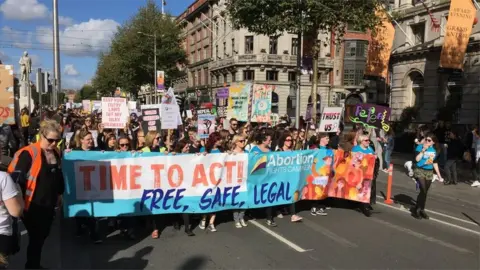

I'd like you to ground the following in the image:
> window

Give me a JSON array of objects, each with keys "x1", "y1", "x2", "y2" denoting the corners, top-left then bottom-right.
[
  {"x1": 197, "y1": 49, "x2": 201, "y2": 61},
  {"x1": 336, "y1": 70, "x2": 339, "y2": 77},
  {"x1": 266, "y1": 70, "x2": 279, "y2": 81},
  {"x1": 223, "y1": 41, "x2": 227, "y2": 57},
  {"x1": 223, "y1": 74, "x2": 228, "y2": 84},
  {"x1": 190, "y1": 52, "x2": 195, "y2": 63},
  {"x1": 288, "y1": 71, "x2": 297, "y2": 82},
  {"x1": 214, "y1": 19, "x2": 218, "y2": 36},
  {"x1": 211, "y1": 75, "x2": 216, "y2": 85},
  {"x1": 203, "y1": 68, "x2": 209, "y2": 85},
  {"x1": 204, "y1": 46, "x2": 208, "y2": 59},
  {"x1": 190, "y1": 34, "x2": 195, "y2": 44},
  {"x1": 243, "y1": 70, "x2": 255, "y2": 80},
  {"x1": 231, "y1": 38, "x2": 235, "y2": 55},
  {"x1": 215, "y1": 45, "x2": 219, "y2": 59},
  {"x1": 197, "y1": 70, "x2": 202, "y2": 85},
  {"x1": 343, "y1": 68, "x2": 364, "y2": 86},
  {"x1": 231, "y1": 71, "x2": 237, "y2": 82},
  {"x1": 291, "y1": 38, "x2": 299, "y2": 55},
  {"x1": 196, "y1": 30, "x2": 201, "y2": 42},
  {"x1": 216, "y1": 75, "x2": 220, "y2": 85},
  {"x1": 269, "y1": 36, "x2": 278, "y2": 54},
  {"x1": 344, "y1": 40, "x2": 368, "y2": 58},
  {"x1": 245, "y1": 36, "x2": 254, "y2": 54},
  {"x1": 411, "y1": 23, "x2": 425, "y2": 45}
]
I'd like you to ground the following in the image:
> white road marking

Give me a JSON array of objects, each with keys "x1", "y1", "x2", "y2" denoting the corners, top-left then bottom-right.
[
  {"x1": 376, "y1": 195, "x2": 478, "y2": 226},
  {"x1": 302, "y1": 218, "x2": 358, "y2": 248},
  {"x1": 249, "y1": 220, "x2": 311, "y2": 253},
  {"x1": 371, "y1": 218, "x2": 473, "y2": 254},
  {"x1": 376, "y1": 201, "x2": 480, "y2": 236}
]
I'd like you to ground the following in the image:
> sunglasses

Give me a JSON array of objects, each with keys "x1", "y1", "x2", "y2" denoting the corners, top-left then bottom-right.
[
  {"x1": 237, "y1": 140, "x2": 245, "y2": 143},
  {"x1": 426, "y1": 139, "x2": 432, "y2": 142},
  {"x1": 363, "y1": 139, "x2": 370, "y2": 142},
  {"x1": 285, "y1": 139, "x2": 293, "y2": 142},
  {"x1": 45, "y1": 137, "x2": 61, "y2": 144},
  {"x1": 119, "y1": 143, "x2": 129, "y2": 147}
]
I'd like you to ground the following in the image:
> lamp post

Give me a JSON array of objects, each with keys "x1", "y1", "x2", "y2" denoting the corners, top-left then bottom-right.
[{"x1": 137, "y1": 31, "x2": 157, "y2": 104}]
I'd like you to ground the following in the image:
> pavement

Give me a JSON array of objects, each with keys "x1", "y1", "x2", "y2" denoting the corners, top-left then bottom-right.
[{"x1": 8, "y1": 162, "x2": 480, "y2": 270}]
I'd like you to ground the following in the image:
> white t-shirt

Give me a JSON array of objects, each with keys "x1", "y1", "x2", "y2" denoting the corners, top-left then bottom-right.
[{"x1": 0, "y1": 171, "x2": 19, "y2": 236}]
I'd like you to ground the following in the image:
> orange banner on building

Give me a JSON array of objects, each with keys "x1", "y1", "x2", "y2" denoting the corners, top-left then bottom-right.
[
  {"x1": 364, "y1": 10, "x2": 395, "y2": 79},
  {"x1": 440, "y1": 0, "x2": 476, "y2": 70}
]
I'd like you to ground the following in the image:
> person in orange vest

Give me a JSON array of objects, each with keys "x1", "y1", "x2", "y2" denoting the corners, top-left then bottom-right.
[{"x1": 7, "y1": 119, "x2": 63, "y2": 269}]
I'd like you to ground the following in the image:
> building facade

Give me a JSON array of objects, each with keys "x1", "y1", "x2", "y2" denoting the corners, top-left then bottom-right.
[{"x1": 389, "y1": 0, "x2": 480, "y2": 124}]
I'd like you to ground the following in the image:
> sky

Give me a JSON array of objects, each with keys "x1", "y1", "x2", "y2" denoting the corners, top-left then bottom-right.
[{"x1": 0, "y1": 0, "x2": 192, "y2": 90}]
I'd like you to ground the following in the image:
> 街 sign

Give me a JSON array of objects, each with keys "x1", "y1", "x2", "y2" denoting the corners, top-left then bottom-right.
[
  {"x1": 346, "y1": 103, "x2": 391, "y2": 132},
  {"x1": 440, "y1": 0, "x2": 476, "y2": 70},
  {"x1": 62, "y1": 149, "x2": 376, "y2": 217}
]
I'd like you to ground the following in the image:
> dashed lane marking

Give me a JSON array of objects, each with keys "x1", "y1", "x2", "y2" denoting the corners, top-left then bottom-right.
[{"x1": 249, "y1": 220, "x2": 312, "y2": 253}]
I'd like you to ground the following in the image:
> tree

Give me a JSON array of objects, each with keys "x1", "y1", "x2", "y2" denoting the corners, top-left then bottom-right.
[
  {"x1": 74, "y1": 85, "x2": 97, "y2": 102},
  {"x1": 227, "y1": 0, "x2": 382, "y2": 122},
  {"x1": 92, "y1": 0, "x2": 187, "y2": 98}
]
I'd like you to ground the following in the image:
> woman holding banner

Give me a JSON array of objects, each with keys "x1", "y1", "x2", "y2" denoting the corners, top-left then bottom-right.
[
  {"x1": 352, "y1": 134, "x2": 376, "y2": 217},
  {"x1": 7, "y1": 120, "x2": 64, "y2": 268},
  {"x1": 199, "y1": 132, "x2": 224, "y2": 232},
  {"x1": 276, "y1": 133, "x2": 303, "y2": 222},
  {"x1": 231, "y1": 134, "x2": 248, "y2": 228}
]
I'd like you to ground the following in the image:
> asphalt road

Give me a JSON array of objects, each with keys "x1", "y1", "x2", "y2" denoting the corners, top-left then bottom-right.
[{"x1": 8, "y1": 164, "x2": 480, "y2": 269}]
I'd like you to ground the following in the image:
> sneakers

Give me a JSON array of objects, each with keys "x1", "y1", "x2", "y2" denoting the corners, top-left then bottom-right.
[
  {"x1": 419, "y1": 210, "x2": 430, "y2": 220},
  {"x1": 235, "y1": 222, "x2": 242, "y2": 228},
  {"x1": 199, "y1": 220, "x2": 206, "y2": 230},
  {"x1": 310, "y1": 207, "x2": 317, "y2": 216},
  {"x1": 240, "y1": 219, "x2": 248, "y2": 227},
  {"x1": 208, "y1": 224, "x2": 217, "y2": 232},
  {"x1": 472, "y1": 180, "x2": 480, "y2": 187},
  {"x1": 276, "y1": 211, "x2": 284, "y2": 218},
  {"x1": 316, "y1": 208, "x2": 328, "y2": 216},
  {"x1": 266, "y1": 220, "x2": 277, "y2": 227}
]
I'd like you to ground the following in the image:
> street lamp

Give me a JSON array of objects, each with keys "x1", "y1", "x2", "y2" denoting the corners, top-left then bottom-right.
[{"x1": 137, "y1": 31, "x2": 157, "y2": 104}]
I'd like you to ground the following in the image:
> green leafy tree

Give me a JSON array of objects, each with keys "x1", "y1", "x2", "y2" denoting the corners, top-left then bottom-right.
[
  {"x1": 74, "y1": 85, "x2": 97, "y2": 102},
  {"x1": 227, "y1": 0, "x2": 382, "y2": 121},
  {"x1": 93, "y1": 0, "x2": 187, "y2": 98}
]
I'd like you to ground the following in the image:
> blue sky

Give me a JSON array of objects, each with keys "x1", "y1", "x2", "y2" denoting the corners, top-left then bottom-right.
[{"x1": 0, "y1": 0, "x2": 192, "y2": 90}]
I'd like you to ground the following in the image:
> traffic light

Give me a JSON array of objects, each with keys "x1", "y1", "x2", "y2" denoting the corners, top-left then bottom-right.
[
  {"x1": 36, "y1": 68, "x2": 44, "y2": 93},
  {"x1": 44, "y1": 72, "x2": 52, "y2": 93}
]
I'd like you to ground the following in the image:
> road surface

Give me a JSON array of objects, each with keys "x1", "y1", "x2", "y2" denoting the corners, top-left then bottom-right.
[{"x1": 8, "y1": 164, "x2": 480, "y2": 269}]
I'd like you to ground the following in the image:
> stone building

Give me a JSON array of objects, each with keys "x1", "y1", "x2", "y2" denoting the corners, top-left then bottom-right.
[{"x1": 389, "y1": 0, "x2": 480, "y2": 124}]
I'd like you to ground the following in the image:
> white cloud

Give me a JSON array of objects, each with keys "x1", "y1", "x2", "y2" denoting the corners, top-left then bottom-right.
[
  {"x1": 63, "y1": 77, "x2": 86, "y2": 90},
  {"x1": 0, "y1": 50, "x2": 11, "y2": 63},
  {"x1": 0, "y1": 0, "x2": 49, "y2": 20},
  {"x1": 64, "y1": 64, "x2": 79, "y2": 76},
  {"x1": 58, "y1": 15, "x2": 74, "y2": 26},
  {"x1": 36, "y1": 19, "x2": 119, "y2": 57}
]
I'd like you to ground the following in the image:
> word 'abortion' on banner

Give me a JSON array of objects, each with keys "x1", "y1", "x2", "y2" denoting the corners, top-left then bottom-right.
[
  {"x1": 318, "y1": 107, "x2": 343, "y2": 132},
  {"x1": 101, "y1": 97, "x2": 129, "y2": 129},
  {"x1": 62, "y1": 149, "x2": 376, "y2": 217},
  {"x1": 345, "y1": 103, "x2": 391, "y2": 132}
]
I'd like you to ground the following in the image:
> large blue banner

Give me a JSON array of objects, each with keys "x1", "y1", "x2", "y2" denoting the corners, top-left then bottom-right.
[{"x1": 62, "y1": 148, "x2": 374, "y2": 218}]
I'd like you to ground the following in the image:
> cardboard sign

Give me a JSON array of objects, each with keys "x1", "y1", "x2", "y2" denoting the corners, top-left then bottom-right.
[
  {"x1": 101, "y1": 97, "x2": 128, "y2": 129},
  {"x1": 346, "y1": 103, "x2": 391, "y2": 132},
  {"x1": 142, "y1": 108, "x2": 161, "y2": 132},
  {"x1": 318, "y1": 107, "x2": 343, "y2": 132},
  {"x1": 161, "y1": 104, "x2": 178, "y2": 129},
  {"x1": 197, "y1": 113, "x2": 216, "y2": 139},
  {"x1": 0, "y1": 65, "x2": 15, "y2": 125}
]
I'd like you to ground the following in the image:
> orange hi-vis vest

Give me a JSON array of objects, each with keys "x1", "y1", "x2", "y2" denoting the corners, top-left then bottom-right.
[{"x1": 8, "y1": 142, "x2": 44, "y2": 211}]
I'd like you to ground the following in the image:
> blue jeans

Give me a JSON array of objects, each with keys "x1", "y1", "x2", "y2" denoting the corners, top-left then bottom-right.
[{"x1": 383, "y1": 148, "x2": 392, "y2": 169}]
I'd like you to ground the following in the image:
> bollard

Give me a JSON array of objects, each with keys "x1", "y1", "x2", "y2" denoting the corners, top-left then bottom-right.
[{"x1": 384, "y1": 163, "x2": 394, "y2": 204}]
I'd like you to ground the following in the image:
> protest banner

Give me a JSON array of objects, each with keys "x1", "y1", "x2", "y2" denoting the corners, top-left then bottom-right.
[
  {"x1": 216, "y1": 88, "x2": 229, "y2": 99},
  {"x1": 250, "y1": 84, "x2": 273, "y2": 123},
  {"x1": 346, "y1": 103, "x2": 391, "y2": 132},
  {"x1": 92, "y1": 100, "x2": 102, "y2": 112},
  {"x1": 161, "y1": 104, "x2": 178, "y2": 129},
  {"x1": 82, "y1": 100, "x2": 91, "y2": 113},
  {"x1": 62, "y1": 149, "x2": 376, "y2": 217},
  {"x1": 142, "y1": 108, "x2": 161, "y2": 132},
  {"x1": 197, "y1": 113, "x2": 216, "y2": 139},
  {"x1": 0, "y1": 65, "x2": 15, "y2": 125},
  {"x1": 101, "y1": 97, "x2": 129, "y2": 129},
  {"x1": 227, "y1": 82, "x2": 251, "y2": 122},
  {"x1": 217, "y1": 106, "x2": 226, "y2": 118},
  {"x1": 318, "y1": 107, "x2": 343, "y2": 132},
  {"x1": 157, "y1": 71, "x2": 165, "y2": 92}
]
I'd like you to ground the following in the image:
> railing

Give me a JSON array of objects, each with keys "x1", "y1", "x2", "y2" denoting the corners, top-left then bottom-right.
[{"x1": 209, "y1": 54, "x2": 334, "y2": 69}]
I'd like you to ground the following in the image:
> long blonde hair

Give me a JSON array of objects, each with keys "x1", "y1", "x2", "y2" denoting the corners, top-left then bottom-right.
[{"x1": 0, "y1": 253, "x2": 7, "y2": 267}]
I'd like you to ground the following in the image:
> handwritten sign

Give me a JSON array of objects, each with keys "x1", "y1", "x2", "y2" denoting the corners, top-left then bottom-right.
[
  {"x1": 197, "y1": 113, "x2": 216, "y2": 139},
  {"x1": 346, "y1": 103, "x2": 391, "y2": 132},
  {"x1": 142, "y1": 108, "x2": 161, "y2": 132},
  {"x1": 250, "y1": 84, "x2": 273, "y2": 123},
  {"x1": 101, "y1": 97, "x2": 128, "y2": 129},
  {"x1": 161, "y1": 104, "x2": 178, "y2": 129},
  {"x1": 0, "y1": 65, "x2": 15, "y2": 125},
  {"x1": 318, "y1": 107, "x2": 343, "y2": 132},
  {"x1": 216, "y1": 88, "x2": 229, "y2": 99},
  {"x1": 82, "y1": 100, "x2": 91, "y2": 113},
  {"x1": 227, "y1": 82, "x2": 251, "y2": 122}
]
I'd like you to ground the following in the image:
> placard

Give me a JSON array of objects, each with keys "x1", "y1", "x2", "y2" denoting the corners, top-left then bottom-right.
[
  {"x1": 101, "y1": 97, "x2": 128, "y2": 129},
  {"x1": 227, "y1": 82, "x2": 251, "y2": 122},
  {"x1": 346, "y1": 103, "x2": 391, "y2": 132},
  {"x1": 0, "y1": 65, "x2": 15, "y2": 125},
  {"x1": 197, "y1": 113, "x2": 216, "y2": 139},
  {"x1": 318, "y1": 107, "x2": 343, "y2": 132},
  {"x1": 82, "y1": 100, "x2": 91, "y2": 113},
  {"x1": 142, "y1": 108, "x2": 161, "y2": 132},
  {"x1": 250, "y1": 84, "x2": 273, "y2": 123},
  {"x1": 161, "y1": 104, "x2": 178, "y2": 129}
]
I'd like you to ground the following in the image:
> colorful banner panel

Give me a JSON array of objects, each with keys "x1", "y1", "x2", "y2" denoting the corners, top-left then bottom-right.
[
  {"x1": 156, "y1": 71, "x2": 165, "y2": 92},
  {"x1": 346, "y1": 103, "x2": 391, "y2": 132},
  {"x1": 440, "y1": 0, "x2": 476, "y2": 70},
  {"x1": 250, "y1": 84, "x2": 273, "y2": 123},
  {"x1": 227, "y1": 82, "x2": 251, "y2": 122},
  {"x1": 364, "y1": 9, "x2": 395, "y2": 79},
  {"x1": 62, "y1": 150, "x2": 376, "y2": 217}
]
